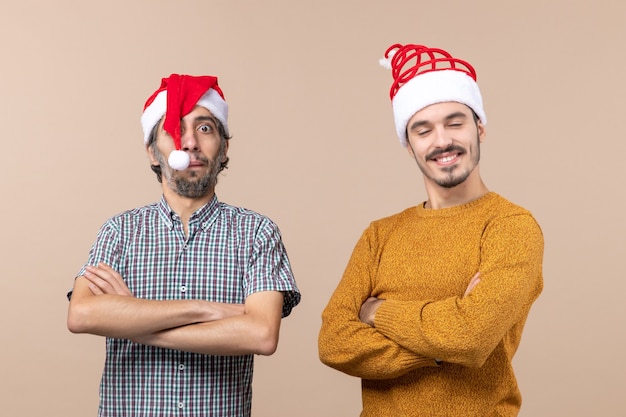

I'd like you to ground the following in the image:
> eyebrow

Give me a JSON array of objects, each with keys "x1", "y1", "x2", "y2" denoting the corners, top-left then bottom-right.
[
  {"x1": 191, "y1": 115, "x2": 218, "y2": 124},
  {"x1": 160, "y1": 115, "x2": 218, "y2": 130},
  {"x1": 408, "y1": 111, "x2": 469, "y2": 131}
]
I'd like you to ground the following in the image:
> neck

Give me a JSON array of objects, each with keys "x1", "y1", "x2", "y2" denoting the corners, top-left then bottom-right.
[
  {"x1": 162, "y1": 186, "x2": 214, "y2": 236},
  {"x1": 423, "y1": 172, "x2": 489, "y2": 210}
]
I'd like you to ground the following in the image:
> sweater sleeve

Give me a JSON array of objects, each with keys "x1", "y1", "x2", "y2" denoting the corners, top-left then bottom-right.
[
  {"x1": 318, "y1": 227, "x2": 437, "y2": 380},
  {"x1": 374, "y1": 213, "x2": 544, "y2": 368}
]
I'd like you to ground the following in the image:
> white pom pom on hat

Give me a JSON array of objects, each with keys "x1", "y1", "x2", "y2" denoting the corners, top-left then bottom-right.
[
  {"x1": 379, "y1": 44, "x2": 486, "y2": 147},
  {"x1": 167, "y1": 150, "x2": 190, "y2": 171},
  {"x1": 141, "y1": 74, "x2": 229, "y2": 170}
]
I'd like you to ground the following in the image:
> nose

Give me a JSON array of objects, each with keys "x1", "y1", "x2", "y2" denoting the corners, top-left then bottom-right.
[
  {"x1": 432, "y1": 125, "x2": 453, "y2": 148},
  {"x1": 180, "y1": 128, "x2": 199, "y2": 151}
]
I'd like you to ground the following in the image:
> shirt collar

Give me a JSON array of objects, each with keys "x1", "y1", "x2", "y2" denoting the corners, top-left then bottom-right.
[{"x1": 157, "y1": 194, "x2": 221, "y2": 231}]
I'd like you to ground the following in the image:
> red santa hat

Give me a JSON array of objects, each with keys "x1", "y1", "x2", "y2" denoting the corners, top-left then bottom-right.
[
  {"x1": 141, "y1": 74, "x2": 229, "y2": 170},
  {"x1": 379, "y1": 44, "x2": 486, "y2": 147}
]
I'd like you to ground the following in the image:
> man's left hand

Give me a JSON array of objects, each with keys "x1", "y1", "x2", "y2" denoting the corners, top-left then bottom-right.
[{"x1": 83, "y1": 263, "x2": 134, "y2": 297}]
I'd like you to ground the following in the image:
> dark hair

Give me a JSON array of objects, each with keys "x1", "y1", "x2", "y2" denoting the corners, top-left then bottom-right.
[
  {"x1": 471, "y1": 109, "x2": 480, "y2": 124},
  {"x1": 147, "y1": 116, "x2": 231, "y2": 183}
]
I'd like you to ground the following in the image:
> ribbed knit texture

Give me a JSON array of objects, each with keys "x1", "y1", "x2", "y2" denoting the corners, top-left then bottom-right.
[{"x1": 319, "y1": 192, "x2": 543, "y2": 417}]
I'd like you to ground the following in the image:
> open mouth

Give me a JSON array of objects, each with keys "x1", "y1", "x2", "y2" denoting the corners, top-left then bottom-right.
[
  {"x1": 436, "y1": 154, "x2": 457, "y2": 163},
  {"x1": 432, "y1": 151, "x2": 462, "y2": 165}
]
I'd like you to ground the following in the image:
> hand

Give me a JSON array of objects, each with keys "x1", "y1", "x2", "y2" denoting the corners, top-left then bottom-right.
[
  {"x1": 83, "y1": 263, "x2": 133, "y2": 297},
  {"x1": 359, "y1": 297, "x2": 384, "y2": 326},
  {"x1": 463, "y1": 272, "x2": 481, "y2": 298}
]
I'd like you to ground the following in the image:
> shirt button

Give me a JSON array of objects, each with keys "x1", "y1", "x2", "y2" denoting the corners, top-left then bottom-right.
[
  {"x1": 177, "y1": 402, "x2": 184, "y2": 409},
  {"x1": 178, "y1": 364, "x2": 185, "y2": 371},
  {"x1": 180, "y1": 285, "x2": 187, "y2": 293}
]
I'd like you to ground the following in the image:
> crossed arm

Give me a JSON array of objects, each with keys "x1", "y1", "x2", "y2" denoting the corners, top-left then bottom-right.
[
  {"x1": 319, "y1": 214, "x2": 543, "y2": 377},
  {"x1": 67, "y1": 263, "x2": 284, "y2": 356},
  {"x1": 318, "y1": 269, "x2": 481, "y2": 380},
  {"x1": 358, "y1": 272, "x2": 481, "y2": 325}
]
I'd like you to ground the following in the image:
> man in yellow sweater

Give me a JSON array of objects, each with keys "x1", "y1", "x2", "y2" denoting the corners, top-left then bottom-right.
[{"x1": 318, "y1": 44, "x2": 544, "y2": 416}]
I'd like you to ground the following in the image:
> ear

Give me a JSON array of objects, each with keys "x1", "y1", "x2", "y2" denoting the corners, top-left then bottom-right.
[
  {"x1": 477, "y1": 120, "x2": 487, "y2": 143},
  {"x1": 147, "y1": 144, "x2": 159, "y2": 166},
  {"x1": 221, "y1": 139, "x2": 230, "y2": 162},
  {"x1": 405, "y1": 139, "x2": 416, "y2": 158}
]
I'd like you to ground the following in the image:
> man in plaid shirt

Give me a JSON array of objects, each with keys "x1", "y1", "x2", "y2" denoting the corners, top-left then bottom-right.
[{"x1": 67, "y1": 74, "x2": 301, "y2": 417}]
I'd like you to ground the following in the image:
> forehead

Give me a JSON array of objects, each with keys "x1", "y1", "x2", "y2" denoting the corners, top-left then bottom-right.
[
  {"x1": 183, "y1": 105, "x2": 214, "y2": 119},
  {"x1": 409, "y1": 102, "x2": 473, "y2": 124},
  {"x1": 158, "y1": 105, "x2": 216, "y2": 129}
]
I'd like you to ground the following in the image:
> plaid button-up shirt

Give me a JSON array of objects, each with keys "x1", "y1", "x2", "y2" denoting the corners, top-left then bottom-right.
[{"x1": 76, "y1": 195, "x2": 300, "y2": 417}]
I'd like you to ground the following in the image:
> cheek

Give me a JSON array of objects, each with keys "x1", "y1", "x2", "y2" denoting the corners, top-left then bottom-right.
[
  {"x1": 204, "y1": 140, "x2": 225, "y2": 158},
  {"x1": 154, "y1": 131, "x2": 176, "y2": 151},
  {"x1": 407, "y1": 141, "x2": 427, "y2": 159}
]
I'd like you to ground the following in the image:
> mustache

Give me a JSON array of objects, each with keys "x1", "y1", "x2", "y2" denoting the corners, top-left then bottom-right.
[
  {"x1": 187, "y1": 153, "x2": 210, "y2": 164},
  {"x1": 425, "y1": 145, "x2": 466, "y2": 161}
]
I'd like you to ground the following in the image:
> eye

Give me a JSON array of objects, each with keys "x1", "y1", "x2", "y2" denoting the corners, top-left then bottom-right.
[{"x1": 198, "y1": 124, "x2": 213, "y2": 134}]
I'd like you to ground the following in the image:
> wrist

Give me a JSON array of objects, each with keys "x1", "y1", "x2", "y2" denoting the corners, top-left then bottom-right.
[{"x1": 195, "y1": 300, "x2": 215, "y2": 322}]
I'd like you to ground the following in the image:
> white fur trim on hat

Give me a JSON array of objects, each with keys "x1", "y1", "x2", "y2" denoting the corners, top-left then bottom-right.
[
  {"x1": 141, "y1": 90, "x2": 167, "y2": 143},
  {"x1": 140, "y1": 89, "x2": 229, "y2": 144},
  {"x1": 392, "y1": 70, "x2": 486, "y2": 147},
  {"x1": 196, "y1": 88, "x2": 229, "y2": 136}
]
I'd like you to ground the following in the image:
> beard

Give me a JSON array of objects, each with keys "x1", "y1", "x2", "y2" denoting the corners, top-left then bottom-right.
[
  {"x1": 413, "y1": 133, "x2": 481, "y2": 189},
  {"x1": 153, "y1": 144, "x2": 226, "y2": 198}
]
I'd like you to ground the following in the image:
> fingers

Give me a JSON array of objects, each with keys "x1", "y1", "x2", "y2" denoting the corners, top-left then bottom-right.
[
  {"x1": 83, "y1": 263, "x2": 133, "y2": 296},
  {"x1": 87, "y1": 282, "x2": 104, "y2": 295},
  {"x1": 463, "y1": 272, "x2": 481, "y2": 298}
]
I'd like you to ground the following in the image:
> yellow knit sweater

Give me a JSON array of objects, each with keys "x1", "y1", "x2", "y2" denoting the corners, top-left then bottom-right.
[{"x1": 319, "y1": 192, "x2": 543, "y2": 417}]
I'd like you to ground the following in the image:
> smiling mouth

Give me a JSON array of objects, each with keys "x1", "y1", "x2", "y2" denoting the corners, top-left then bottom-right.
[
  {"x1": 427, "y1": 145, "x2": 466, "y2": 163},
  {"x1": 432, "y1": 152, "x2": 462, "y2": 165},
  {"x1": 437, "y1": 154, "x2": 457, "y2": 163}
]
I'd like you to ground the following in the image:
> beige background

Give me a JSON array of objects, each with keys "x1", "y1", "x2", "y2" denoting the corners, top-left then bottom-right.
[{"x1": 1, "y1": 0, "x2": 624, "y2": 415}]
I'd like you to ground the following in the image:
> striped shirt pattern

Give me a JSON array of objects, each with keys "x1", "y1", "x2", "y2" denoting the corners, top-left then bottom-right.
[{"x1": 77, "y1": 195, "x2": 300, "y2": 417}]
